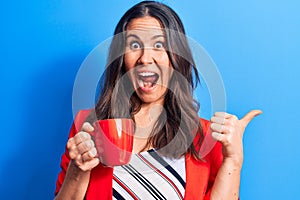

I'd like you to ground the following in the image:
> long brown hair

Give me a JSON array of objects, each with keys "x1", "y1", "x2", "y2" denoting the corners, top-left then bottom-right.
[{"x1": 86, "y1": 1, "x2": 204, "y2": 159}]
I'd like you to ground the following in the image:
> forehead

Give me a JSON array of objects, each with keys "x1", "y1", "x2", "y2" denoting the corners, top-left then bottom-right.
[{"x1": 126, "y1": 16, "x2": 164, "y2": 37}]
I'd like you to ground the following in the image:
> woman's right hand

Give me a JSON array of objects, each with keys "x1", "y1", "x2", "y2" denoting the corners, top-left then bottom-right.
[{"x1": 67, "y1": 122, "x2": 100, "y2": 171}]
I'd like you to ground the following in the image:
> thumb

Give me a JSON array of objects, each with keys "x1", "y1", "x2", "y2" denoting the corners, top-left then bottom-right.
[
  {"x1": 240, "y1": 110, "x2": 262, "y2": 128},
  {"x1": 81, "y1": 122, "x2": 94, "y2": 132}
]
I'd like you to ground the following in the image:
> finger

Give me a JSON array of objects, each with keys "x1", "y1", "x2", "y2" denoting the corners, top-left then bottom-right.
[
  {"x1": 240, "y1": 110, "x2": 262, "y2": 128},
  {"x1": 214, "y1": 112, "x2": 239, "y2": 121},
  {"x1": 67, "y1": 137, "x2": 76, "y2": 149},
  {"x1": 211, "y1": 116, "x2": 227, "y2": 125},
  {"x1": 214, "y1": 112, "x2": 232, "y2": 118},
  {"x1": 68, "y1": 147, "x2": 79, "y2": 160},
  {"x1": 212, "y1": 132, "x2": 225, "y2": 142},
  {"x1": 74, "y1": 131, "x2": 91, "y2": 144},
  {"x1": 74, "y1": 154, "x2": 84, "y2": 166},
  {"x1": 210, "y1": 123, "x2": 224, "y2": 133},
  {"x1": 77, "y1": 140, "x2": 95, "y2": 154},
  {"x1": 81, "y1": 122, "x2": 94, "y2": 132},
  {"x1": 82, "y1": 147, "x2": 98, "y2": 162},
  {"x1": 67, "y1": 137, "x2": 79, "y2": 159}
]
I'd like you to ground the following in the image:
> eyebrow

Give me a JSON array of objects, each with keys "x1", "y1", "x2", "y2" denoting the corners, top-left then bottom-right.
[
  {"x1": 126, "y1": 34, "x2": 139, "y2": 40},
  {"x1": 152, "y1": 35, "x2": 164, "y2": 40},
  {"x1": 126, "y1": 34, "x2": 165, "y2": 40}
]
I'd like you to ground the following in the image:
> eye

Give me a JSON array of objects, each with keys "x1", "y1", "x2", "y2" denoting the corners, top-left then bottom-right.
[
  {"x1": 130, "y1": 41, "x2": 141, "y2": 50},
  {"x1": 154, "y1": 41, "x2": 164, "y2": 49}
]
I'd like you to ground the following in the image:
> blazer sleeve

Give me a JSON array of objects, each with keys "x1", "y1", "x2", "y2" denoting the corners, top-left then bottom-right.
[
  {"x1": 200, "y1": 119, "x2": 223, "y2": 199},
  {"x1": 54, "y1": 110, "x2": 91, "y2": 195},
  {"x1": 203, "y1": 142, "x2": 223, "y2": 199}
]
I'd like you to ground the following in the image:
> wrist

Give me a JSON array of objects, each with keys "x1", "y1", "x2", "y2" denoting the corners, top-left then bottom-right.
[
  {"x1": 68, "y1": 160, "x2": 91, "y2": 180},
  {"x1": 222, "y1": 157, "x2": 243, "y2": 171}
]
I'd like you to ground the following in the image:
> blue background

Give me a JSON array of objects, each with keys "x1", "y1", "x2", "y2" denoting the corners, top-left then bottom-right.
[{"x1": 1, "y1": 0, "x2": 299, "y2": 199}]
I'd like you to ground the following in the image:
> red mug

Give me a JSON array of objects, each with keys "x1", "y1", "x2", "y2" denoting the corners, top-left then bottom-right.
[{"x1": 91, "y1": 118, "x2": 134, "y2": 166}]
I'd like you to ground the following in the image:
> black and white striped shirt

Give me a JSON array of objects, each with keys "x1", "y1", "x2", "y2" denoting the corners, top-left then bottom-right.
[{"x1": 113, "y1": 149, "x2": 186, "y2": 200}]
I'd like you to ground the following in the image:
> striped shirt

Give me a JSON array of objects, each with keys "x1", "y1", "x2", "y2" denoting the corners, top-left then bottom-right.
[{"x1": 113, "y1": 149, "x2": 186, "y2": 200}]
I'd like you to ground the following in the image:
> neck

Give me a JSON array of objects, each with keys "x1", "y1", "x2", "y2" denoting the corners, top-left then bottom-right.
[
  {"x1": 132, "y1": 102, "x2": 164, "y2": 153},
  {"x1": 135, "y1": 102, "x2": 163, "y2": 127}
]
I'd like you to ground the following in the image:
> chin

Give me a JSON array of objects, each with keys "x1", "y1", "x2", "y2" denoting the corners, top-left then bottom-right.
[{"x1": 136, "y1": 91, "x2": 167, "y2": 105}]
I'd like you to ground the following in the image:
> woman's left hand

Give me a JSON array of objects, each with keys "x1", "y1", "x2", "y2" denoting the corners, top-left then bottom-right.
[{"x1": 210, "y1": 110, "x2": 262, "y2": 168}]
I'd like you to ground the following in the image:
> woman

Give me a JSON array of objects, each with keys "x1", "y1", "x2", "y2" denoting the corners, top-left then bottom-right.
[{"x1": 55, "y1": 1, "x2": 261, "y2": 199}]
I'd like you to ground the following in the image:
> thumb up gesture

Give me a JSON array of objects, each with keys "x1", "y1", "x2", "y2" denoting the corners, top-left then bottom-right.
[{"x1": 210, "y1": 110, "x2": 262, "y2": 168}]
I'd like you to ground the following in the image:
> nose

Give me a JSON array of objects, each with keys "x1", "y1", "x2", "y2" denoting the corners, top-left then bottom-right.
[{"x1": 138, "y1": 47, "x2": 154, "y2": 65}]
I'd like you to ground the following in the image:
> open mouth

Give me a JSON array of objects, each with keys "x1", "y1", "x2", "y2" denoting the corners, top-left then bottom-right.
[{"x1": 136, "y1": 71, "x2": 159, "y2": 89}]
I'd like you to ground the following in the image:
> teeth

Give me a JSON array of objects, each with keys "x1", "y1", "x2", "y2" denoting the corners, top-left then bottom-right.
[
  {"x1": 137, "y1": 71, "x2": 158, "y2": 89},
  {"x1": 138, "y1": 72, "x2": 156, "y2": 77}
]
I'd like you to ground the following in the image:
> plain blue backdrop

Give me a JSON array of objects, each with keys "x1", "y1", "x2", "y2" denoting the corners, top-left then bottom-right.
[{"x1": 1, "y1": 0, "x2": 299, "y2": 199}]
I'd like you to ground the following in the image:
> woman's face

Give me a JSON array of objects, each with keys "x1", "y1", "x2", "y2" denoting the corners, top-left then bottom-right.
[{"x1": 124, "y1": 16, "x2": 173, "y2": 105}]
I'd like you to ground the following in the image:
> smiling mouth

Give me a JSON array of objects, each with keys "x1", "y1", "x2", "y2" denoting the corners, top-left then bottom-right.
[{"x1": 136, "y1": 71, "x2": 159, "y2": 89}]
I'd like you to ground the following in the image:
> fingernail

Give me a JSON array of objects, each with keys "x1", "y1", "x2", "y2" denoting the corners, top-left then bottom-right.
[{"x1": 88, "y1": 124, "x2": 94, "y2": 131}]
